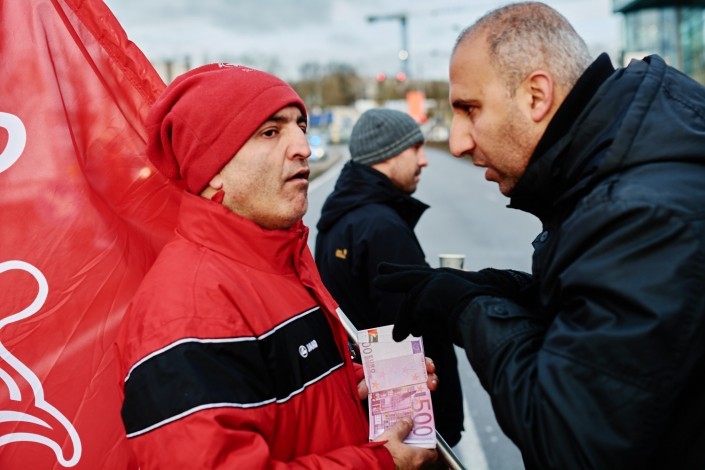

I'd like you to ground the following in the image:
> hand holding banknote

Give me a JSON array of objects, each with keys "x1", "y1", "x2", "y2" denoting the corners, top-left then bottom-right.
[
  {"x1": 358, "y1": 325, "x2": 438, "y2": 449},
  {"x1": 374, "y1": 418, "x2": 438, "y2": 469}
]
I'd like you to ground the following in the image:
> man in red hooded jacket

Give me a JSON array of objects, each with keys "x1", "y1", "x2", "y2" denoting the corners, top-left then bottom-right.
[{"x1": 115, "y1": 63, "x2": 437, "y2": 469}]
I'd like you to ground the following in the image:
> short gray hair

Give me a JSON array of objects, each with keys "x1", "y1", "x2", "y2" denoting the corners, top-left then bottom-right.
[{"x1": 454, "y1": 2, "x2": 593, "y2": 94}]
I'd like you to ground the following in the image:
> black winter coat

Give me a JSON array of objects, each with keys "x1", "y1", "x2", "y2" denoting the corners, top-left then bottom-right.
[
  {"x1": 457, "y1": 54, "x2": 705, "y2": 469},
  {"x1": 316, "y1": 161, "x2": 428, "y2": 328},
  {"x1": 315, "y1": 161, "x2": 465, "y2": 445}
]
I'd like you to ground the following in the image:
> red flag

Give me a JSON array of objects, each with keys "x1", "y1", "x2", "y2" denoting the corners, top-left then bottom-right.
[{"x1": 0, "y1": 0, "x2": 180, "y2": 467}]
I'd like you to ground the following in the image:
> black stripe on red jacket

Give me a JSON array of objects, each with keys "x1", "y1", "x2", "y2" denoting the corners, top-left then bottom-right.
[{"x1": 122, "y1": 306, "x2": 344, "y2": 437}]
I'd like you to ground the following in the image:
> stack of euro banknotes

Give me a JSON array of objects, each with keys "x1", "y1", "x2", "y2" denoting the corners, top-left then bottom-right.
[{"x1": 357, "y1": 325, "x2": 436, "y2": 448}]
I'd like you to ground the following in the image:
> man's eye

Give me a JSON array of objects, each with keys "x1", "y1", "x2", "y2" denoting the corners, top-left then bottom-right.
[{"x1": 262, "y1": 129, "x2": 278, "y2": 137}]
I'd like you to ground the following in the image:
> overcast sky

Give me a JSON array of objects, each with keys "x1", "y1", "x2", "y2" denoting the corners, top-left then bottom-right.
[{"x1": 104, "y1": 0, "x2": 622, "y2": 81}]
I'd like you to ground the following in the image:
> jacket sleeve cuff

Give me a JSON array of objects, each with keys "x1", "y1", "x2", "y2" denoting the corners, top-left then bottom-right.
[{"x1": 362, "y1": 441, "x2": 395, "y2": 469}]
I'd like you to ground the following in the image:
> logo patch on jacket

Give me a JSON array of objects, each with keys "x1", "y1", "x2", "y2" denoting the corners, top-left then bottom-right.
[
  {"x1": 335, "y1": 248, "x2": 348, "y2": 259},
  {"x1": 298, "y1": 339, "x2": 319, "y2": 358}
]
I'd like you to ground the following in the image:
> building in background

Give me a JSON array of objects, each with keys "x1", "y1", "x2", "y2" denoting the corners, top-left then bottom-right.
[{"x1": 614, "y1": 0, "x2": 705, "y2": 83}]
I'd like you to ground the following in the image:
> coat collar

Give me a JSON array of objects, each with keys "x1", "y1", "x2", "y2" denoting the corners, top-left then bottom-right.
[
  {"x1": 317, "y1": 161, "x2": 429, "y2": 232},
  {"x1": 175, "y1": 191, "x2": 310, "y2": 274},
  {"x1": 509, "y1": 53, "x2": 615, "y2": 221}
]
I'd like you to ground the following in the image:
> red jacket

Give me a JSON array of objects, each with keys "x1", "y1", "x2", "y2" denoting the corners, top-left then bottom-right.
[{"x1": 116, "y1": 192, "x2": 393, "y2": 469}]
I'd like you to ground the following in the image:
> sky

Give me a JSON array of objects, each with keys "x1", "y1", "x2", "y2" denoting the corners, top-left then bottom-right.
[{"x1": 104, "y1": 0, "x2": 622, "y2": 81}]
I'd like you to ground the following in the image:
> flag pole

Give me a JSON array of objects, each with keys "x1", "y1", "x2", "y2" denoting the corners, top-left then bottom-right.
[{"x1": 336, "y1": 308, "x2": 466, "y2": 470}]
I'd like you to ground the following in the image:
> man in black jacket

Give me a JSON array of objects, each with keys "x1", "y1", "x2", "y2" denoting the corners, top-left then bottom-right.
[
  {"x1": 315, "y1": 108, "x2": 465, "y2": 448},
  {"x1": 375, "y1": 2, "x2": 705, "y2": 468}
]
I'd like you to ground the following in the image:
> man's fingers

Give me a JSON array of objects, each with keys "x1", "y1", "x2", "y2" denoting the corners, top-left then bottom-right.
[
  {"x1": 392, "y1": 417, "x2": 414, "y2": 438},
  {"x1": 373, "y1": 417, "x2": 413, "y2": 442},
  {"x1": 357, "y1": 379, "x2": 368, "y2": 401},
  {"x1": 392, "y1": 310, "x2": 415, "y2": 342},
  {"x1": 374, "y1": 263, "x2": 436, "y2": 291},
  {"x1": 373, "y1": 272, "x2": 431, "y2": 291},
  {"x1": 377, "y1": 262, "x2": 431, "y2": 275},
  {"x1": 392, "y1": 323, "x2": 411, "y2": 342},
  {"x1": 427, "y1": 372, "x2": 439, "y2": 391},
  {"x1": 392, "y1": 291, "x2": 428, "y2": 342},
  {"x1": 425, "y1": 356, "x2": 436, "y2": 374}
]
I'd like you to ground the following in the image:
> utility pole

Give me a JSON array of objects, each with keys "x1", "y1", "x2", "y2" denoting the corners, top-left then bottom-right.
[{"x1": 367, "y1": 13, "x2": 409, "y2": 79}]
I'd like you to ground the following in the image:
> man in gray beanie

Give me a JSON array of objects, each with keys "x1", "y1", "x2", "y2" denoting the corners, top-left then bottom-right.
[{"x1": 315, "y1": 108, "x2": 465, "y2": 448}]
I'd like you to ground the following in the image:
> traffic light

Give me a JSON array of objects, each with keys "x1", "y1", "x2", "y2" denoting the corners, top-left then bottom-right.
[
  {"x1": 396, "y1": 71, "x2": 407, "y2": 82},
  {"x1": 376, "y1": 72, "x2": 387, "y2": 82}
]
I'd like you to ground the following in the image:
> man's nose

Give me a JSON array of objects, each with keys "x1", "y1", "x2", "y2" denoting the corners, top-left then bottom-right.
[
  {"x1": 418, "y1": 147, "x2": 429, "y2": 167},
  {"x1": 449, "y1": 118, "x2": 476, "y2": 159},
  {"x1": 292, "y1": 129, "x2": 311, "y2": 160}
]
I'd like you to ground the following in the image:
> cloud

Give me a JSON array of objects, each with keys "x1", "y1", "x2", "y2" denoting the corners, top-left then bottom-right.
[{"x1": 105, "y1": 0, "x2": 620, "y2": 80}]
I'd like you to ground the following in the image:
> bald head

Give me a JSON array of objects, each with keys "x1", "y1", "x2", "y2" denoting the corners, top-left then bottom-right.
[{"x1": 454, "y1": 2, "x2": 592, "y2": 95}]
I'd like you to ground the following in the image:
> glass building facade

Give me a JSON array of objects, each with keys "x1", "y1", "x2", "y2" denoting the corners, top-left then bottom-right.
[{"x1": 614, "y1": 0, "x2": 705, "y2": 83}]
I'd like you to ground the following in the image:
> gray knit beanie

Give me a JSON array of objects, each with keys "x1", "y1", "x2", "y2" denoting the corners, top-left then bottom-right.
[{"x1": 349, "y1": 108, "x2": 424, "y2": 166}]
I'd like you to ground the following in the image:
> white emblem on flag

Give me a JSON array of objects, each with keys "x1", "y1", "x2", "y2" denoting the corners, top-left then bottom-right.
[
  {"x1": 0, "y1": 260, "x2": 82, "y2": 467},
  {"x1": 0, "y1": 112, "x2": 26, "y2": 174}
]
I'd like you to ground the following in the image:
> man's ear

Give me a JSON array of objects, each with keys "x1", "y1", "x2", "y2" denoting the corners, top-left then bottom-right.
[
  {"x1": 370, "y1": 159, "x2": 393, "y2": 178},
  {"x1": 208, "y1": 173, "x2": 224, "y2": 190},
  {"x1": 200, "y1": 173, "x2": 224, "y2": 200},
  {"x1": 521, "y1": 70, "x2": 554, "y2": 123}
]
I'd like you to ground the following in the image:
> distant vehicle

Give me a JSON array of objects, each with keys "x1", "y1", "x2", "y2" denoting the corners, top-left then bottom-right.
[
  {"x1": 307, "y1": 131, "x2": 329, "y2": 161},
  {"x1": 427, "y1": 125, "x2": 449, "y2": 142}
]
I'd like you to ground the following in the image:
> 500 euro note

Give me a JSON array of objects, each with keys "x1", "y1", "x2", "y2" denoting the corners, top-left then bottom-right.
[{"x1": 357, "y1": 325, "x2": 436, "y2": 449}]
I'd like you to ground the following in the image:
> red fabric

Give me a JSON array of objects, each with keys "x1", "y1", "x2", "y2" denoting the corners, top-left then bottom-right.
[
  {"x1": 0, "y1": 0, "x2": 179, "y2": 468},
  {"x1": 146, "y1": 63, "x2": 307, "y2": 194}
]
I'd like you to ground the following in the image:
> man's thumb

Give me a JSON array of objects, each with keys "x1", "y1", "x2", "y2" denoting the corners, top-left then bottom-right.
[
  {"x1": 390, "y1": 418, "x2": 413, "y2": 439},
  {"x1": 372, "y1": 417, "x2": 414, "y2": 443}
]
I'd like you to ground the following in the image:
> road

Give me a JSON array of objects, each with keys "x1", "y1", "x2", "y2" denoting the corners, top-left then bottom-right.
[{"x1": 304, "y1": 145, "x2": 542, "y2": 470}]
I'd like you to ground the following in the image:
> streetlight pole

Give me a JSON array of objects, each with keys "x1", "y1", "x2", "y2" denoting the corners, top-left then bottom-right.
[{"x1": 367, "y1": 13, "x2": 410, "y2": 79}]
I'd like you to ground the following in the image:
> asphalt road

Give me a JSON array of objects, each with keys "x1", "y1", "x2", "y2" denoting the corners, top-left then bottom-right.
[{"x1": 305, "y1": 145, "x2": 542, "y2": 469}]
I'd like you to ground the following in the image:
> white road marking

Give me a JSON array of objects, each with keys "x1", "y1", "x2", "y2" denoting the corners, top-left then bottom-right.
[{"x1": 451, "y1": 398, "x2": 489, "y2": 469}]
